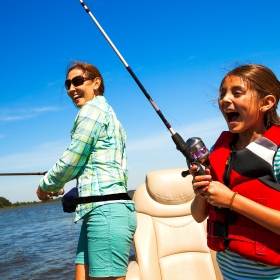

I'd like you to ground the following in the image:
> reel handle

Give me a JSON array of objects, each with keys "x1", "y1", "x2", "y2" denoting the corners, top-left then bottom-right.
[
  {"x1": 51, "y1": 189, "x2": 65, "y2": 197},
  {"x1": 181, "y1": 165, "x2": 207, "y2": 177}
]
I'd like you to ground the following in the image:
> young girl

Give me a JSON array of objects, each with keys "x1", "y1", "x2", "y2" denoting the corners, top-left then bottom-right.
[
  {"x1": 191, "y1": 64, "x2": 280, "y2": 279},
  {"x1": 36, "y1": 61, "x2": 136, "y2": 280}
]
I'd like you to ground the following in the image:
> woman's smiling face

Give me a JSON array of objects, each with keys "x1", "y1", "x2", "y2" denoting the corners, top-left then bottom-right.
[
  {"x1": 219, "y1": 75, "x2": 265, "y2": 135},
  {"x1": 66, "y1": 68, "x2": 96, "y2": 108}
]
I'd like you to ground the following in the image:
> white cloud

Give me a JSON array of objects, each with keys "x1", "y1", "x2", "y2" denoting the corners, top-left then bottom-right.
[
  {"x1": 0, "y1": 116, "x2": 227, "y2": 202},
  {"x1": 126, "y1": 116, "x2": 227, "y2": 190},
  {"x1": 0, "y1": 106, "x2": 64, "y2": 122},
  {"x1": 127, "y1": 117, "x2": 226, "y2": 154},
  {"x1": 0, "y1": 139, "x2": 69, "y2": 172},
  {"x1": 31, "y1": 106, "x2": 63, "y2": 112},
  {"x1": 0, "y1": 115, "x2": 35, "y2": 121},
  {"x1": 0, "y1": 139, "x2": 71, "y2": 203}
]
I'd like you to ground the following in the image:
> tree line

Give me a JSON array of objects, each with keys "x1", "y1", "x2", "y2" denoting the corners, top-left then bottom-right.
[
  {"x1": 0, "y1": 196, "x2": 61, "y2": 209},
  {"x1": 0, "y1": 190, "x2": 135, "y2": 209}
]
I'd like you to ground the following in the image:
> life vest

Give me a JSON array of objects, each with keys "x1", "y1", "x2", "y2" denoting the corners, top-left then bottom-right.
[{"x1": 207, "y1": 125, "x2": 280, "y2": 266}]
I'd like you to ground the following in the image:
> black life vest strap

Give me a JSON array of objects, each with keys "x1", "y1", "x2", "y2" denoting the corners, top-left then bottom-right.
[{"x1": 72, "y1": 192, "x2": 131, "y2": 205}]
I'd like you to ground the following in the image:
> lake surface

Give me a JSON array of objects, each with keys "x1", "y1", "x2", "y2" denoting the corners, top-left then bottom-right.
[
  {"x1": 0, "y1": 202, "x2": 79, "y2": 279},
  {"x1": 0, "y1": 202, "x2": 134, "y2": 280}
]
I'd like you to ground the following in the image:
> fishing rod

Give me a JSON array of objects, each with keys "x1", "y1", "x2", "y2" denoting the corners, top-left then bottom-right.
[
  {"x1": 0, "y1": 172, "x2": 47, "y2": 176},
  {"x1": 78, "y1": 0, "x2": 209, "y2": 176},
  {"x1": 0, "y1": 171, "x2": 64, "y2": 197}
]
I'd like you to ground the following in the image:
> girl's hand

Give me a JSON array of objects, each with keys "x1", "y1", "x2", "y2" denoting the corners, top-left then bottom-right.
[
  {"x1": 190, "y1": 165, "x2": 234, "y2": 208},
  {"x1": 190, "y1": 165, "x2": 210, "y2": 222},
  {"x1": 190, "y1": 165, "x2": 211, "y2": 199},
  {"x1": 205, "y1": 181, "x2": 234, "y2": 208}
]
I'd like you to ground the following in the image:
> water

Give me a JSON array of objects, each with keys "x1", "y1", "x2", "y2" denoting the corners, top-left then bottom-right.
[
  {"x1": 0, "y1": 202, "x2": 135, "y2": 280},
  {"x1": 0, "y1": 202, "x2": 79, "y2": 279}
]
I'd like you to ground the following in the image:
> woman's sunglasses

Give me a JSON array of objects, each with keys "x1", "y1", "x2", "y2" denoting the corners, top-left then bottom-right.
[{"x1": 65, "y1": 76, "x2": 93, "y2": 90}]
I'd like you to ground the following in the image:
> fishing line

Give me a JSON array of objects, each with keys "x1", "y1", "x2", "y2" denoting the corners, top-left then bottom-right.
[{"x1": 78, "y1": 0, "x2": 208, "y2": 176}]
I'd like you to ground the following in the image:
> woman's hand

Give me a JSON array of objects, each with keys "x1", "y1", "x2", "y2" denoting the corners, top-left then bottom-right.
[
  {"x1": 36, "y1": 187, "x2": 65, "y2": 202},
  {"x1": 36, "y1": 186, "x2": 52, "y2": 202},
  {"x1": 36, "y1": 186, "x2": 53, "y2": 202}
]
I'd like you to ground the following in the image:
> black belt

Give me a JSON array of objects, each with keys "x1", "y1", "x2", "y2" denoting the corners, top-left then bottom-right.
[{"x1": 72, "y1": 192, "x2": 132, "y2": 205}]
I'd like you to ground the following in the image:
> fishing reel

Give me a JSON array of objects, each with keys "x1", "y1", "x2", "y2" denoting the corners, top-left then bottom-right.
[{"x1": 181, "y1": 137, "x2": 210, "y2": 177}]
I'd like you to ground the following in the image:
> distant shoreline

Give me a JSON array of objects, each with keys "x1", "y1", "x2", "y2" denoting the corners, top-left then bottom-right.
[
  {"x1": 0, "y1": 190, "x2": 135, "y2": 211},
  {"x1": 0, "y1": 198, "x2": 61, "y2": 211}
]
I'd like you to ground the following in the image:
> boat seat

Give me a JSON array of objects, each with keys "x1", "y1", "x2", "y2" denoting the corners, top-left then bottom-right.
[{"x1": 126, "y1": 168, "x2": 222, "y2": 280}]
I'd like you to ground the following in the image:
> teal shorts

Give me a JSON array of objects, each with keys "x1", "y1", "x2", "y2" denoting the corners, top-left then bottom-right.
[{"x1": 75, "y1": 203, "x2": 137, "y2": 278}]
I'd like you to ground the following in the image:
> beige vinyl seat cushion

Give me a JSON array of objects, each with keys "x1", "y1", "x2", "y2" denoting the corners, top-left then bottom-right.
[{"x1": 126, "y1": 168, "x2": 222, "y2": 280}]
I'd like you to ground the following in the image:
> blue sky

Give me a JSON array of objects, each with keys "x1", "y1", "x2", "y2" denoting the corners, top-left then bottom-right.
[{"x1": 1, "y1": 0, "x2": 280, "y2": 203}]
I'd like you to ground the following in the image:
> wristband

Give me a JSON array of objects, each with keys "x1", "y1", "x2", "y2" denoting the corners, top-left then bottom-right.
[{"x1": 229, "y1": 192, "x2": 238, "y2": 211}]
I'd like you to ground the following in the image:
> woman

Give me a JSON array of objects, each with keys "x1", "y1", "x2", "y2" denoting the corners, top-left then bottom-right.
[
  {"x1": 36, "y1": 61, "x2": 137, "y2": 280},
  {"x1": 191, "y1": 64, "x2": 280, "y2": 279}
]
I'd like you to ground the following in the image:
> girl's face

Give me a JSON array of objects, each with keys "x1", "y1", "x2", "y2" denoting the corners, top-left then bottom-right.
[
  {"x1": 66, "y1": 68, "x2": 100, "y2": 108},
  {"x1": 219, "y1": 75, "x2": 265, "y2": 135}
]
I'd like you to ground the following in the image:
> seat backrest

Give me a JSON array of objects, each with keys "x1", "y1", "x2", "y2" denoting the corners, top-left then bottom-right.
[{"x1": 129, "y1": 168, "x2": 222, "y2": 280}]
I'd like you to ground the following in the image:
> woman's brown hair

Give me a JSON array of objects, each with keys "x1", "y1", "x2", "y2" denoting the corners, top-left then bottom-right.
[{"x1": 66, "y1": 61, "x2": 105, "y2": 95}]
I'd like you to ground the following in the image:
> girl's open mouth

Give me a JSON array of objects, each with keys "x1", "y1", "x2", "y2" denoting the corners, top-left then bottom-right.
[{"x1": 226, "y1": 112, "x2": 239, "y2": 122}]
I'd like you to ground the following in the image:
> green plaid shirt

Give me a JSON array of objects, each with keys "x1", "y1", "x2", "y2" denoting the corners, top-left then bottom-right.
[{"x1": 40, "y1": 96, "x2": 133, "y2": 222}]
